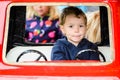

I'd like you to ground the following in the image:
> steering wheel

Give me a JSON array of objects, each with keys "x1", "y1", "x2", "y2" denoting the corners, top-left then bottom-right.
[
  {"x1": 16, "y1": 49, "x2": 47, "y2": 62},
  {"x1": 75, "y1": 49, "x2": 106, "y2": 62}
]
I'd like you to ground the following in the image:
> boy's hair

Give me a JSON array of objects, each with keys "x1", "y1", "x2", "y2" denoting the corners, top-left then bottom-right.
[
  {"x1": 26, "y1": 6, "x2": 59, "y2": 20},
  {"x1": 59, "y1": 6, "x2": 87, "y2": 25}
]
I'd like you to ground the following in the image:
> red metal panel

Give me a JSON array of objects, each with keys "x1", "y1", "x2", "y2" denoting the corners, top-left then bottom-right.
[{"x1": 0, "y1": 0, "x2": 120, "y2": 79}]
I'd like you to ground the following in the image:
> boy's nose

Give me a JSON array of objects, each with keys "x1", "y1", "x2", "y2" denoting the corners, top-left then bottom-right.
[
  {"x1": 74, "y1": 27, "x2": 79, "y2": 33},
  {"x1": 39, "y1": 6, "x2": 42, "y2": 8}
]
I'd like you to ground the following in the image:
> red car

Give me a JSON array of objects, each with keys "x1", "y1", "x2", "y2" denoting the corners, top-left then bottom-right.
[{"x1": 0, "y1": 0, "x2": 120, "y2": 79}]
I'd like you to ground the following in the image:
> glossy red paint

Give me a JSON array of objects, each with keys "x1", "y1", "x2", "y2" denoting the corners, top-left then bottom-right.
[{"x1": 0, "y1": 0, "x2": 120, "y2": 79}]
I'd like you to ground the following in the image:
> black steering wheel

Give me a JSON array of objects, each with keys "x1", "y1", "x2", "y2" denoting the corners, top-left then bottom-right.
[
  {"x1": 75, "y1": 49, "x2": 106, "y2": 62},
  {"x1": 16, "y1": 49, "x2": 47, "y2": 62}
]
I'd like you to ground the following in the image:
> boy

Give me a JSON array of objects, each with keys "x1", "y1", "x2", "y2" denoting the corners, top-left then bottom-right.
[{"x1": 51, "y1": 6, "x2": 100, "y2": 61}]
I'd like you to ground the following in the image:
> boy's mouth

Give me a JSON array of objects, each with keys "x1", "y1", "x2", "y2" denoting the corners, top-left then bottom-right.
[{"x1": 73, "y1": 35, "x2": 81, "y2": 37}]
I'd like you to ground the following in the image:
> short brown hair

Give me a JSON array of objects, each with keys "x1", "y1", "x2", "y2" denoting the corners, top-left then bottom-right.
[{"x1": 59, "y1": 6, "x2": 87, "y2": 25}]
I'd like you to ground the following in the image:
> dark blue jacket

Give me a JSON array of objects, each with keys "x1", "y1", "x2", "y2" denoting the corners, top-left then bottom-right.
[{"x1": 51, "y1": 38, "x2": 100, "y2": 61}]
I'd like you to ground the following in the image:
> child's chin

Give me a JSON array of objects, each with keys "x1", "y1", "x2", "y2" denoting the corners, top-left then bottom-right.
[
  {"x1": 72, "y1": 38, "x2": 81, "y2": 42},
  {"x1": 72, "y1": 39, "x2": 81, "y2": 43}
]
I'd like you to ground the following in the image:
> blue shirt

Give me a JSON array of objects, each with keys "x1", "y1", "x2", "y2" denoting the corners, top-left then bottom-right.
[
  {"x1": 25, "y1": 16, "x2": 62, "y2": 43},
  {"x1": 51, "y1": 38, "x2": 100, "y2": 61}
]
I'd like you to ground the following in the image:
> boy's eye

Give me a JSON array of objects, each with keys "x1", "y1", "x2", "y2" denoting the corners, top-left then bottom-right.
[
  {"x1": 69, "y1": 25, "x2": 73, "y2": 28},
  {"x1": 80, "y1": 25, "x2": 84, "y2": 27}
]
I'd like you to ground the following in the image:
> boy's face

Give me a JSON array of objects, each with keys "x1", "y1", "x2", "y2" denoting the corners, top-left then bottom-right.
[
  {"x1": 61, "y1": 14, "x2": 86, "y2": 46},
  {"x1": 33, "y1": 6, "x2": 49, "y2": 17}
]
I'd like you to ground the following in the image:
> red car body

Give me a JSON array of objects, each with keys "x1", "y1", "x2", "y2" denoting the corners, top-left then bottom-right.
[{"x1": 0, "y1": 0, "x2": 120, "y2": 79}]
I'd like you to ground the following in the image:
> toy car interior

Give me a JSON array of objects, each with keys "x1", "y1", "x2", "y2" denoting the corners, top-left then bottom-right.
[{"x1": 3, "y1": 3, "x2": 113, "y2": 65}]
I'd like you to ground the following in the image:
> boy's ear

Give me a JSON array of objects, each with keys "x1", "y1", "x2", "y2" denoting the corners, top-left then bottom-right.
[
  {"x1": 59, "y1": 25, "x2": 64, "y2": 32},
  {"x1": 59, "y1": 25, "x2": 64, "y2": 33}
]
